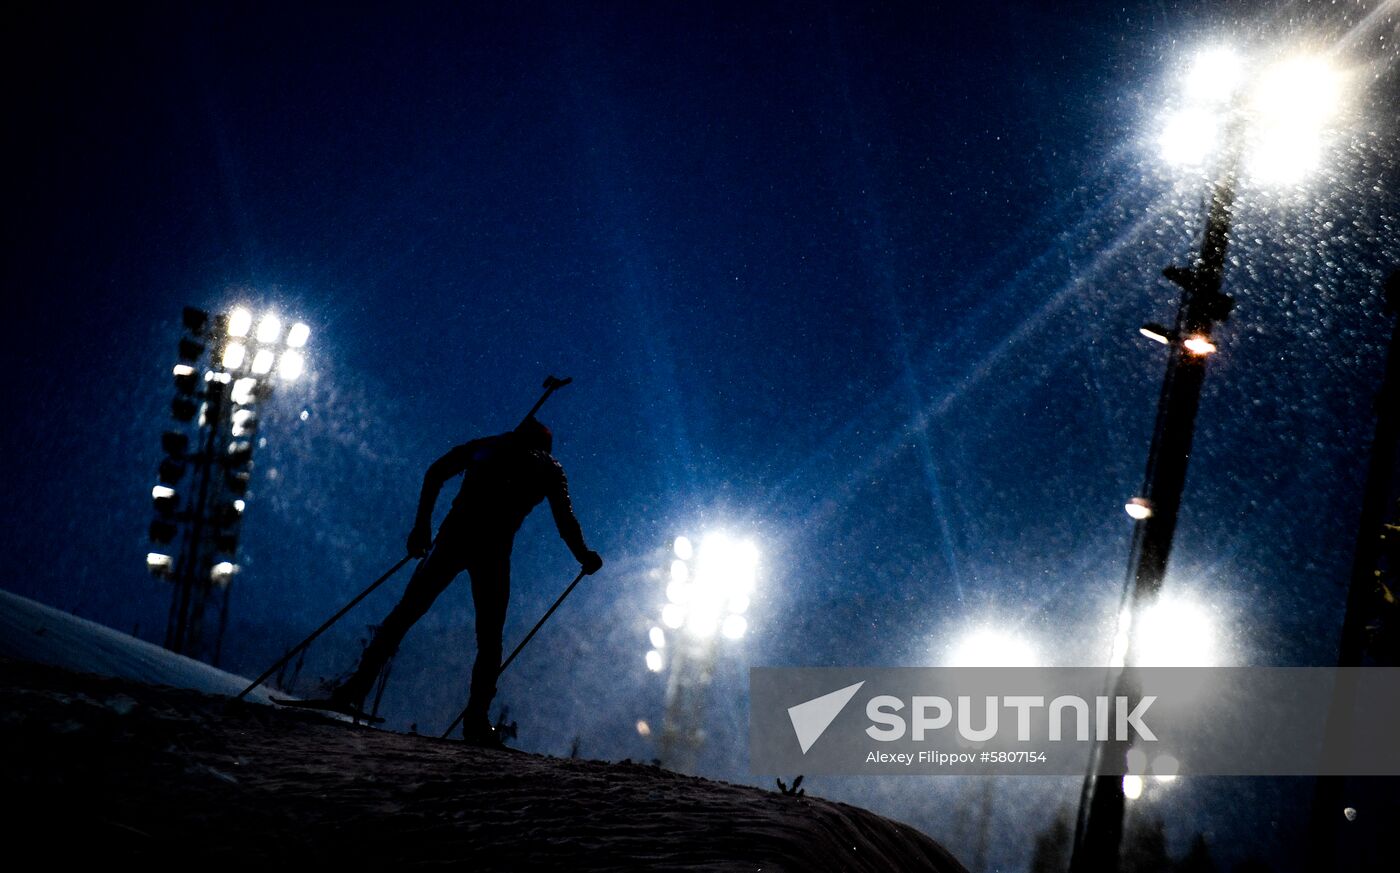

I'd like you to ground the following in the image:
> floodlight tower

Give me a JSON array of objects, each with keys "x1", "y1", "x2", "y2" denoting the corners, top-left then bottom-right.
[
  {"x1": 645, "y1": 532, "x2": 757, "y2": 773},
  {"x1": 1072, "y1": 47, "x2": 1346, "y2": 872},
  {"x1": 146, "y1": 305, "x2": 310, "y2": 664}
]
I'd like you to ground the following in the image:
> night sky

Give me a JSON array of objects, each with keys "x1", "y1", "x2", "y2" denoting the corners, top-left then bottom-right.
[{"x1": 4, "y1": 2, "x2": 1398, "y2": 870}]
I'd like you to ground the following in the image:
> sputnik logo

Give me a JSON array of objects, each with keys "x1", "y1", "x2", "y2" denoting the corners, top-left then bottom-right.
[{"x1": 787, "y1": 681, "x2": 864, "y2": 754}]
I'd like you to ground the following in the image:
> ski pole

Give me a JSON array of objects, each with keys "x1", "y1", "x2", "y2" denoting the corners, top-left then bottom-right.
[
  {"x1": 440, "y1": 568, "x2": 588, "y2": 738},
  {"x1": 520, "y1": 374, "x2": 572, "y2": 426},
  {"x1": 234, "y1": 554, "x2": 415, "y2": 702}
]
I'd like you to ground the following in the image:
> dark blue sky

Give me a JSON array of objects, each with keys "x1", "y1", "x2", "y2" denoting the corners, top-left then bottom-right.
[{"x1": 4, "y1": 2, "x2": 1398, "y2": 869}]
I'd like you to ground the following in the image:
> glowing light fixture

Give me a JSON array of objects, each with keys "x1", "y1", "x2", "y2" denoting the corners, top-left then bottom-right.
[
  {"x1": 255, "y1": 314, "x2": 282, "y2": 344},
  {"x1": 278, "y1": 350, "x2": 305, "y2": 381},
  {"x1": 1114, "y1": 595, "x2": 1221, "y2": 668},
  {"x1": 146, "y1": 553, "x2": 173, "y2": 575},
  {"x1": 1123, "y1": 774, "x2": 1144, "y2": 801},
  {"x1": 1182, "y1": 335, "x2": 1217, "y2": 356},
  {"x1": 721, "y1": 614, "x2": 748, "y2": 640},
  {"x1": 673, "y1": 535, "x2": 693, "y2": 561},
  {"x1": 251, "y1": 349, "x2": 275, "y2": 375},
  {"x1": 228, "y1": 307, "x2": 253, "y2": 338},
  {"x1": 645, "y1": 650, "x2": 664, "y2": 672},
  {"x1": 286, "y1": 322, "x2": 311, "y2": 348},
  {"x1": 947, "y1": 627, "x2": 1040, "y2": 668},
  {"x1": 1125, "y1": 497, "x2": 1154, "y2": 520},
  {"x1": 1139, "y1": 323, "x2": 1172, "y2": 345},
  {"x1": 1184, "y1": 46, "x2": 1245, "y2": 104},
  {"x1": 222, "y1": 342, "x2": 247, "y2": 370},
  {"x1": 1159, "y1": 108, "x2": 1219, "y2": 167},
  {"x1": 232, "y1": 377, "x2": 258, "y2": 405},
  {"x1": 649, "y1": 627, "x2": 666, "y2": 649}
]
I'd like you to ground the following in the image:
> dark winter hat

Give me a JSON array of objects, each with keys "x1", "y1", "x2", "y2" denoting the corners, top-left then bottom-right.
[{"x1": 515, "y1": 416, "x2": 553, "y2": 453}]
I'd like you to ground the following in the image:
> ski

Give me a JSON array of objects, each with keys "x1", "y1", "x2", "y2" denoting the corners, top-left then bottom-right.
[{"x1": 270, "y1": 696, "x2": 386, "y2": 724}]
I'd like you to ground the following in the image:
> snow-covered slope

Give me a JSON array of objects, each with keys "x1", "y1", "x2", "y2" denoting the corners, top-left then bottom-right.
[{"x1": 0, "y1": 588, "x2": 281, "y2": 703}]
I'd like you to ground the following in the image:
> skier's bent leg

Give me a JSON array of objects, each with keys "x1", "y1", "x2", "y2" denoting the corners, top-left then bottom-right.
[
  {"x1": 335, "y1": 546, "x2": 461, "y2": 705},
  {"x1": 464, "y1": 551, "x2": 511, "y2": 729}
]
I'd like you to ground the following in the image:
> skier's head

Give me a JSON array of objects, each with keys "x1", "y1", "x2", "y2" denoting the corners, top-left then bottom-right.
[{"x1": 515, "y1": 416, "x2": 553, "y2": 453}]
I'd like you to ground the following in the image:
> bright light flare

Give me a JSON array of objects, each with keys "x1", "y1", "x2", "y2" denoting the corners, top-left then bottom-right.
[
  {"x1": 1183, "y1": 335, "x2": 1217, "y2": 356},
  {"x1": 1247, "y1": 55, "x2": 1342, "y2": 185},
  {"x1": 649, "y1": 627, "x2": 666, "y2": 648},
  {"x1": 1114, "y1": 595, "x2": 1221, "y2": 667},
  {"x1": 256, "y1": 314, "x2": 282, "y2": 344},
  {"x1": 222, "y1": 342, "x2": 247, "y2": 370},
  {"x1": 232, "y1": 377, "x2": 258, "y2": 405},
  {"x1": 722, "y1": 614, "x2": 748, "y2": 640},
  {"x1": 279, "y1": 350, "x2": 305, "y2": 381},
  {"x1": 152, "y1": 485, "x2": 176, "y2": 500},
  {"x1": 285, "y1": 322, "x2": 311, "y2": 348},
  {"x1": 673, "y1": 535, "x2": 693, "y2": 560},
  {"x1": 146, "y1": 553, "x2": 173, "y2": 574},
  {"x1": 1139, "y1": 324, "x2": 1171, "y2": 345},
  {"x1": 228, "y1": 307, "x2": 253, "y2": 338},
  {"x1": 210, "y1": 561, "x2": 239, "y2": 584},
  {"x1": 1184, "y1": 46, "x2": 1245, "y2": 104},
  {"x1": 661, "y1": 602, "x2": 685, "y2": 629},
  {"x1": 645, "y1": 650, "x2": 664, "y2": 672},
  {"x1": 1158, "y1": 107, "x2": 1220, "y2": 167},
  {"x1": 947, "y1": 627, "x2": 1040, "y2": 668},
  {"x1": 1125, "y1": 497, "x2": 1154, "y2": 520},
  {"x1": 251, "y1": 349, "x2": 275, "y2": 375},
  {"x1": 1123, "y1": 774, "x2": 1144, "y2": 800}
]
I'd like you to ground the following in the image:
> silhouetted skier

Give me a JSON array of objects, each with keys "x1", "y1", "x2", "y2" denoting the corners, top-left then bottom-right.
[{"x1": 329, "y1": 416, "x2": 602, "y2": 744}]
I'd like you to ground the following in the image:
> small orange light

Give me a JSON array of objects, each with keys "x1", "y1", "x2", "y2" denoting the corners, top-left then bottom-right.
[{"x1": 1183, "y1": 335, "x2": 1217, "y2": 355}]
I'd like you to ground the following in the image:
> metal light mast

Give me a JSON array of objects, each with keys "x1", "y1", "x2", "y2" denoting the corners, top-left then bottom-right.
[{"x1": 146, "y1": 305, "x2": 310, "y2": 664}]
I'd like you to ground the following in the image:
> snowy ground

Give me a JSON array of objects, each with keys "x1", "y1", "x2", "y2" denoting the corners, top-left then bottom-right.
[
  {"x1": 1, "y1": 657, "x2": 966, "y2": 871},
  {"x1": 0, "y1": 588, "x2": 282, "y2": 703}
]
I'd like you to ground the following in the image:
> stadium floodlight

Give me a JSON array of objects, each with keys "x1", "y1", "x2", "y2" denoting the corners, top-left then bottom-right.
[
  {"x1": 1182, "y1": 335, "x2": 1218, "y2": 356},
  {"x1": 173, "y1": 364, "x2": 199, "y2": 395},
  {"x1": 210, "y1": 561, "x2": 238, "y2": 585},
  {"x1": 1183, "y1": 46, "x2": 1245, "y2": 105},
  {"x1": 146, "y1": 553, "x2": 174, "y2": 575},
  {"x1": 645, "y1": 650, "x2": 664, "y2": 672},
  {"x1": 661, "y1": 602, "x2": 685, "y2": 629},
  {"x1": 278, "y1": 350, "x2": 304, "y2": 382},
  {"x1": 1124, "y1": 497, "x2": 1154, "y2": 520},
  {"x1": 231, "y1": 377, "x2": 258, "y2": 405},
  {"x1": 286, "y1": 322, "x2": 311, "y2": 348},
  {"x1": 673, "y1": 535, "x2": 694, "y2": 561},
  {"x1": 1138, "y1": 323, "x2": 1172, "y2": 345},
  {"x1": 1158, "y1": 46, "x2": 1345, "y2": 186},
  {"x1": 222, "y1": 341, "x2": 247, "y2": 370},
  {"x1": 251, "y1": 349, "x2": 275, "y2": 375},
  {"x1": 721, "y1": 614, "x2": 748, "y2": 640},
  {"x1": 228, "y1": 307, "x2": 254, "y2": 338},
  {"x1": 649, "y1": 626, "x2": 666, "y2": 648},
  {"x1": 947, "y1": 626, "x2": 1041, "y2": 668},
  {"x1": 231, "y1": 409, "x2": 257, "y2": 436},
  {"x1": 255, "y1": 314, "x2": 282, "y2": 344},
  {"x1": 152, "y1": 488, "x2": 179, "y2": 515}
]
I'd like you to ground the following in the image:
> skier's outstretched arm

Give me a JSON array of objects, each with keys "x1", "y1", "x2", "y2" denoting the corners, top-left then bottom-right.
[
  {"x1": 407, "y1": 443, "x2": 474, "y2": 556},
  {"x1": 546, "y1": 462, "x2": 603, "y2": 574}
]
